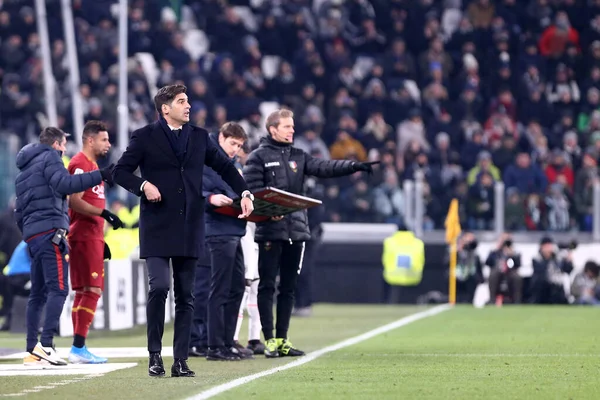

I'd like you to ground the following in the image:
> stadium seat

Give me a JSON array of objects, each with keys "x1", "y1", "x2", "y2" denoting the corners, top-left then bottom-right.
[
  {"x1": 232, "y1": 6, "x2": 258, "y2": 32},
  {"x1": 134, "y1": 53, "x2": 159, "y2": 96},
  {"x1": 183, "y1": 29, "x2": 209, "y2": 61},
  {"x1": 180, "y1": 5, "x2": 198, "y2": 31},
  {"x1": 261, "y1": 56, "x2": 281, "y2": 80},
  {"x1": 259, "y1": 102, "x2": 280, "y2": 121}
]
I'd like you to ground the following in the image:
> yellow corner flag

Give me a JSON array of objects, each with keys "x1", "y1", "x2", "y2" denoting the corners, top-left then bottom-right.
[{"x1": 445, "y1": 199, "x2": 462, "y2": 305}]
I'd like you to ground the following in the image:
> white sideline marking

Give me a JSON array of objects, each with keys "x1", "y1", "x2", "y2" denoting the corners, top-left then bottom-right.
[
  {"x1": 187, "y1": 304, "x2": 452, "y2": 400},
  {"x1": 0, "y1": 363, "x2": 137, "y2": 397},
  {"x1": 0, "y1": 348, "x2": 173, "y2": 360},
  {"x1": 338, "y1": 353, "x2": 600, "y2": 358},
  {"x1": 0, "y1": 362, "x2": 137, "y2": 376}
]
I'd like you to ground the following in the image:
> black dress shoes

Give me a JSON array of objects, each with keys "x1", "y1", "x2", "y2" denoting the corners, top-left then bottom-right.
[
  {"x1": 171, "y1": 358, "x2": 195, "y2": 377},
  {"x1": 148, "y1": 353, "x2": 165, "y2": 377},
  {"x1": 206, "y1": 347, "x2": 241, "y2": 361},
  {"x1": 188, "y1": 346, "x2": 207, "y2": 357}
]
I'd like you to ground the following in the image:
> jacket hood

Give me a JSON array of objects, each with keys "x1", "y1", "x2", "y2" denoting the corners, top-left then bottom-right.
[{"x1": 16, "y1": 143, "x2": 54, "y2": 169}]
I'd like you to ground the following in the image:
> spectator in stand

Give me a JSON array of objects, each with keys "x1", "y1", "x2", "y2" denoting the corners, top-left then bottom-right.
[
  {"x1": 545, "y1": 150, "x2": 574, "y2": 192},
  {"x1": 539, "y1": 12, "x2": 580, "y2": 58},
  {"x1": 467, "y1": 171, "x2": 495, "y2": 230},
  {"x1": 372, "y1": 168, "x2": 404, "y2": 226},
  {"x1": 503, "y1": 152, "x2": 548, "y2": 195},
  {"x1": 574, "y1": 152, "x2": 599, "y2": 231},
  {"x1": 467, "y1": 151, "x2": 501, "y2": 186}
]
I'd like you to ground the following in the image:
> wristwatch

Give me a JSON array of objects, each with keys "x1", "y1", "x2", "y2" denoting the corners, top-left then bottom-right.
[{"x1": 241, "y1": 190, "x2": 254, "y2": 201}]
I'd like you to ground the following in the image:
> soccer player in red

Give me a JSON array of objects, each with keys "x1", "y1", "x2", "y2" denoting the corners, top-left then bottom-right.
[{"x1": 67, "y1": 121, "x2": 123, "y2": 364}]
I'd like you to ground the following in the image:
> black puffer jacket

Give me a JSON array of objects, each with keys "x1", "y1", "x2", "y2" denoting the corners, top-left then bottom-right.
[{"x1": 243, "y1": 136, "x2": 357, "y2": 242}]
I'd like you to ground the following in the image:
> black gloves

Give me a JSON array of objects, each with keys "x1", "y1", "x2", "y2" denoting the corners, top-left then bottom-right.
[
  {"x1": 99, "y1": 164, "x2": 115, "y2": 186},
  {"x1": 103, "y1": 242, "x2": 112, "y2": 260},
  {"x1": 353, "y1": 161, "x2": 381, "y2": 175},
  {"x1": 101, "y1": 209, "x2": 124, "y2": 230}
]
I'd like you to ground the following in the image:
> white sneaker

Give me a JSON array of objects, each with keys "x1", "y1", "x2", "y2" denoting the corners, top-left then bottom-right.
[
  {"x1": 31, "y1": 342, "x2": 67, "y2": 366},
  {"x1": 23, "y1": 353, "x2": 50, "y2": 366}
]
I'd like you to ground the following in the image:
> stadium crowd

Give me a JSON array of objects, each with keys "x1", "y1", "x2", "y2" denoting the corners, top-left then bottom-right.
[
  {"x1": 1, "y1": 0, "x2": 600, "y2": 233},
  {"x1": 3, "y1": 0, "x2": 600, "y2": 333}
]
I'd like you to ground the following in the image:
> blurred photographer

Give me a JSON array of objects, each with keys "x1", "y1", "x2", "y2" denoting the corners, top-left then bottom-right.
[
  {"x1": 486, "y1": 234, "x2": 523, "y2": 304},
  {"x1": 570, "y1": 261, "x2": 600, "y2": 306},
  {"x1": 530, "y1": 237, "x2": 574, "y2": 304},
  {"x1": 445, "y1": 232, "x2": 483, "y2": 304}
]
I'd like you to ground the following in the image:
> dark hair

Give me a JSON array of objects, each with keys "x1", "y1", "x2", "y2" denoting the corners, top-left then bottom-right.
[
  {"x1": 219, "y1": 122, "x2": 247, "y2": 141},
  {"x1": 82, "y1": 120, "x2": 108, "y2": 141},
  {"x1": 154, "y1": 84, "x2": 187, "y2": 116},
  {"x1": 584, "y1": 261, "x2": 600, "y2": 277},
  {"x1": 39, "y1": 127, "x2": 69, "y2": 146}
]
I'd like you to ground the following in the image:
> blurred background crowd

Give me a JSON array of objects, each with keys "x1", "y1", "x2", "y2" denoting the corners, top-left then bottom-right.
[
  {"x1": 2, "y1": 0, "x2": 600, "y2": 328},
  {"x1": 2, "y1": 0, "x2": 600, "y2": 235}
]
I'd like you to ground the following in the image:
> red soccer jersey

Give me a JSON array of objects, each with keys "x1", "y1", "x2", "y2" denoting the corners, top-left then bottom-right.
[{"x1": 68, "y1": 152, "x2": 105, "y2": 240}]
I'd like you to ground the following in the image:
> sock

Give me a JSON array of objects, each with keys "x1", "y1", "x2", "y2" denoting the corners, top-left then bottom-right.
[
  {"x1": 71, "y1": 292, "x2": 83, "y2": 334},
  {"x1": 248, "y1": 280, "x2": 262, "y2": 341},
  {"x1": 234, "y1": 289, "x2": 249, "y2": 342},
  {"x1": 73, "y1": 291, "x2": 101, "y2": 346},
  {"x1": 248, "y1": 339, "x2": 261, "y2": 345},
  {"x1": 73, "y1": 334, "x2": 85, "y2": 348}
]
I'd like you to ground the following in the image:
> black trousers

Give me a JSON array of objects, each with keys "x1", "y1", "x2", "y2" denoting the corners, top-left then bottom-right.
[
  {"x1": 295, "y1": 237, "x2": 320, "y2": 309},
  {"x1": 530, "y1": 274, "x2": 568, "y2": 304},
  {"x1": 456, "y1": 276, "x2": 478, "y2": 304},
  {"x1": 146, "y1": 257, "x2": 195, "y2": 359},
  {"x1": 488, "y1": 268, "x2": 523, "y2": 303},
  {"x1": 207, "y1": 236, "x2": 245, "y2": 348},
  {"x1": 190, "y1": 262, "x2": 210, "y2": 349},
  {"x1": 258, "y1": 241, "x2": 305, "y2": 340}
]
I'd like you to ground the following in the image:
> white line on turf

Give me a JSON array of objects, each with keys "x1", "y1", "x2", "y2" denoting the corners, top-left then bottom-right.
[
  {"x1": 0, "y1": 363, "x2": 137, "y2": 397},
  {"x1": 0, "y1": 348, "x2": 171, "y2": 360},
  {"x1": 0, "y1": 362, "x2": 138, "y2": 376},
  {"x1": 187, "y1": 303, "x2": 452, "y2": 400},
  {"x1": 335, "y1": 353, "x2": 600, "y2": 358}
]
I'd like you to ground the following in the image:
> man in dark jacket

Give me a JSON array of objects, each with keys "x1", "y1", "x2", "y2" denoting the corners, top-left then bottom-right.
[
  {"x1": 202, "y1": 122, "x2": 253, "y2": 361},
  {"x1": 486, "y1": 234, "x2": 523, "y2": 304},
  {"x1": 242, "y1": 109, "x2": 376, "y2": 358},
  {"x1": 14, "y1": 127, "x2": 112, "y2": 366},
  {"x1": 112, "y1": 84, "x2": 254, "y2": 378},
  {"x1": 530, "y1": 236, "x2": 574, "y2": 304}
]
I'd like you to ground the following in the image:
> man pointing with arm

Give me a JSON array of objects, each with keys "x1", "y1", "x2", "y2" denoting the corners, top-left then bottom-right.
[
  {"x1": 243, "y1": 109, "x2": 376, "y2": 358},
  {"x1": 112, "y1": 84, "x2": 254, "y2": 378}
]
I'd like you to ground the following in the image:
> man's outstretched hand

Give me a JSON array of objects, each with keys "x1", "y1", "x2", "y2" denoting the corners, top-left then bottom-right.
[{"x1": 353, "y1": 161, "x2": 381, "y2": 175}]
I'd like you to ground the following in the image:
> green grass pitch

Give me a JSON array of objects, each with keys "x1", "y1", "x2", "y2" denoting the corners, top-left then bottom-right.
[{"x1": 1, "y1": 305, "x2": 598, "y2": 399}]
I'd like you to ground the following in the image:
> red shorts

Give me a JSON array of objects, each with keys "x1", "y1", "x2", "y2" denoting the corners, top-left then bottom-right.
[{"x1": 69, "y1": 240, "x2": 105, "y2": 291}]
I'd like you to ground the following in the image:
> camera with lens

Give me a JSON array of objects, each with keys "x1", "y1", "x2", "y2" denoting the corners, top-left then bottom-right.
[
  {"x1": 465, "y1": 239, "x2": 478, "y2": 251},
  {"x1": 557, "y1": 239, "x2": 578, "y2": 251}
]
